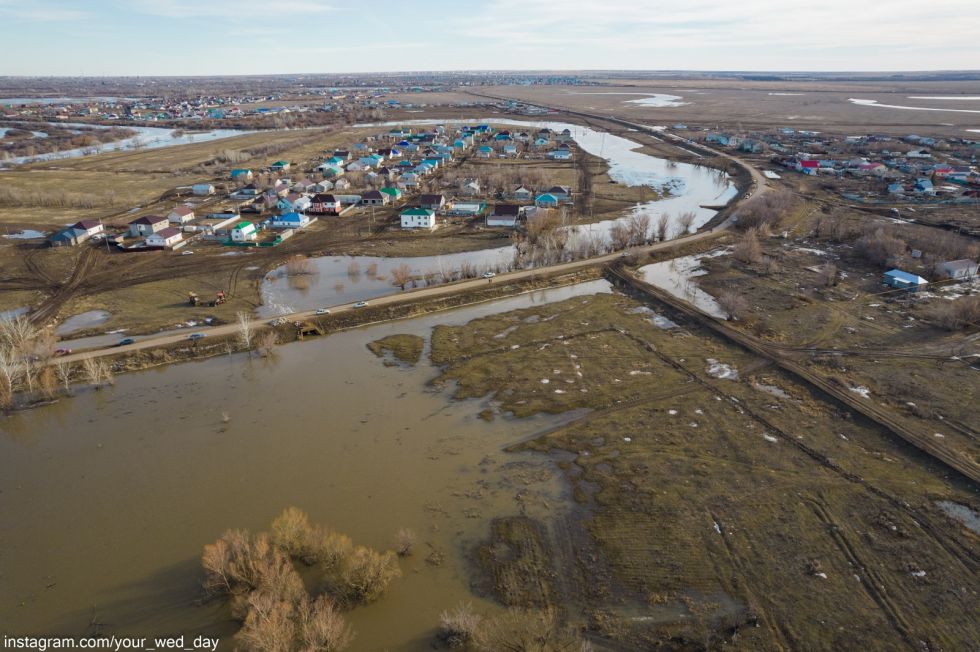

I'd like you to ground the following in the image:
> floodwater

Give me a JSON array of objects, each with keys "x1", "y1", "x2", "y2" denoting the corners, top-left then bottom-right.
[
  {"x1": 7, "y1": 123, "x2": 250, "y2": 166},
  {"x1": 625, "y1": 94, "x2": 688, "y2": 108},
  {"x1": 54, "y1": 310, "x2": 111, "y2": 336},
  {"x1": 637, "y1": 249, "x2": 729, "y2": 319},
  {"x1": 2, "y1": 229, "x2": 48, "y2": 239},
  {"x1": 0, "y1": 281, "x2": 611, "y2": 650},
  {"x1": 0, "y1": 127, "x2": 48, "y2": 138},
  {"x1": 261, "y1": 119, "x2": 735, "y2": 315},
  {"x1": 0, "y1": 306, "x2": 29, "y2": 321},
  {"x1": 848, "y1": 98, "x2": 980, "y2": 115}
]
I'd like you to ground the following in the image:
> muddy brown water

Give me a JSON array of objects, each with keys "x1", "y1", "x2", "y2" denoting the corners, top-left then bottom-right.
[{"x1": 0, "y1": 281, "x2": 610, "y2": 650}]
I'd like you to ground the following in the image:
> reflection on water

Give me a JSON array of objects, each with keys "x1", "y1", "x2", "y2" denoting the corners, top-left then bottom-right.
[
  {"x1": 0, "y1": 281, "x2": 611, "y2": 650},
  {"x1": 637, "y1": 250, "x2": 729, "y2": 319},
  {"x1": 54, "y1": 310, "x2": 111, "y2": 336}
]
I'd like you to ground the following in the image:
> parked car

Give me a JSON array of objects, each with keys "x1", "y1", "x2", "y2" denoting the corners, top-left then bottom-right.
[
  {"x1": 314, "y1": 308, "x2": 330, "y2": 315},
  {"x1": 482, "y1": 271, "x2": 496, "y2": 278},
  {"x1": 188, "y1": 333, "x2": 205, "y2": 340},
  {"x1": 181, "y1": 250, "x2": 194, "y2": 255},
  {"x1": 353, "y1": 301, "x2": 369, "y2": 308},
  {"x1": 54, "y1": 348, "x2": 72, "y2": 356},
  {"x1": 117, "y1": 338, "x2": 135, "y2": 346}
]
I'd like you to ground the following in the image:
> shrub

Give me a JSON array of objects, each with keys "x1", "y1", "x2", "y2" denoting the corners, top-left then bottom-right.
[
  {"x1": 733, "y1": 190, "x2": 796, "y2": 231},
  {"x1": 438, "y1": 602, "x2": 482, "y2": 649},
  {"x1": 733, "y1": 228, "x2": 763, "y2": 264},
  {"x1": 334, "y1": 546, "x2": 401, "y2": 606},
  {"x1": 856, "y1": 227, "x2": 906, "y2": 267}
]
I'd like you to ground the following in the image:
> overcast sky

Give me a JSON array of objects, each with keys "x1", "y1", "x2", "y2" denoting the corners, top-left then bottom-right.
[{"x1": 1, "y1": 0, "x2": 978, "y2": 76}]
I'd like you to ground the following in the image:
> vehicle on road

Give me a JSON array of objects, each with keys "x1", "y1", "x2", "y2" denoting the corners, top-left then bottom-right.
[
  {"x1": 482, "y1": 271, "x2": 496, "y2": 278},
  {"x1": 353, "y1": 301, "x2": 369, "y2": 308},
  {"x1": 188, "y1": 333, "x2": 205, "y2": 340},
  {"x1": 117, "y1": 338, "x2": 135, "y2": 347},
  {"x1": 54, "y1": 348, "x2": 72, "y2": 356},
  {"x1": 314, "y1": 308, "x2": 330, "y2": 315},
  {"x1": 269, "y1": 317, "x2": 287, "y2": 326},
  {"x1": 181, "y1": 250, "x2": 194, "y2": 255}
]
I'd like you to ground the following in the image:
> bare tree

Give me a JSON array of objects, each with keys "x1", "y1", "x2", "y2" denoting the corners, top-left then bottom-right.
[
  {"x1": 55, "y1": 360, "x2": 74, "y2": 394},
  {"x1": 733, "y1": 228, "x2": 763, "y2": 264},
  {"x1": 627, "y1": 213, "x2": 651, "y2": 246},
  {"x1": 717, "y1": 290, "x2": 749, "y2": 321},
  {"x1": 656, "y1": 213, "x2": 670, "y2": 241},
  {"x1": 818, "y1": 263, "x2": 838, "y2": 287},
  {"x1": 677, "y1": 211, "x2": 696, "y2": 234},
  {"x1": 390, "y1": 263, "x2": 413, "y2": 291},
  {"x1": 237, "y1": 312, "x2": 255, "y2": 350},
  {"x1": 609, "y1": 222, "x2": 632, "y2": 251}
]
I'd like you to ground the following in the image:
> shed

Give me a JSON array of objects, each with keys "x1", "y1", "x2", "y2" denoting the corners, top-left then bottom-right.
[{"x1": 883, "y1": 269, "x2": 928, "y2": 292}]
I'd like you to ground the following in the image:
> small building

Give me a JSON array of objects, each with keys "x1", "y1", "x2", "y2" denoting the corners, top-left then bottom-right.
[
  {"x1": 937, "y1": 259, "x2": 979, "y2": 280},
  {"x1": 380, "y1": 187, "x2": 402, "y2": 202},
  {"x1": 129, "y1": 214, "x2": 170, "y2": 237},
  {"x1": 72, "y1": 219, "x2": 104, "y2": 239},
  {"x1": 535, "y1": 193, "x2": 559, "y2": 208},
  {"x1": 145, "y1": 226, "x2": 183, "y2": 248},
  {"x1": 192, "y1": 183, "x2": 216, "y2": 196},
  {"x1": 231, "y1": 183, "x2": 260, "y2": 199},
  {"x1": 511, "y1": 186, "x2": 534, "y2": 202},
  {"x1": 309, "y1": 193, "x2": 341, "y2": 215},
  {"x1": 550, "y1": 148, "x2": 571, "y2": 160},
  {"x1": 487, "y1": 204, "x2": 524, "y2": 228},
  {"x1": 361, "y1": 190, "x2": 389, "y2": 206},
  {"x1": 446, "y1": 202, "x2": 486, "y2": 217},
  {"x1": 476, "y1": 145, "x2": 494, "y2": 158},
  {"x1": 271, "y1": 212, "x2": 311, "y2": 229},
  {"x1": 883, "y1": 269, "x2": 928, "y2": 292},
  {"x1": 168, "y1": 205, "x2": 195, "y2": 225},
  {"x1": 270, "y1": 160, "x2": 290, "y2": 172},
  {"x1": 230, "y1": 168, "x2": 253, "y2": 181},
  {"x1": 545, "y1": 186, "x2": 571, "y2": 201},
  {"x1": 400, "y1": 207, "x2": 436, "y2": 230},
  {"x1": 230, "y1": 221, "x2": 258, "y2": 242},
  {"x1": 420, "y1": 194, "x2": 446, "y2": 211}
]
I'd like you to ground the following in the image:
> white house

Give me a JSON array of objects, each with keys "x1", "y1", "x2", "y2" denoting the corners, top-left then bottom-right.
[
  {"x1": 192, "y1": 183, "x2": 216, "y2": 196},
  {"x1": 400, "y1": 207, "x2": 436, "y2": 230},
  {"x1": 71, "y1": 220, "x2": 105, "y2": 238},
  {"x1": 271, "y1": 212, "x2": 311, "y2": 229},
  {"x1": 231, "y1": 221, "x2": 258, "y2": 242},
  {"x1": 168, "y1": 205, "x2": 195, "y2": 225},
  {"x1": 145, "y1": 227, "x2": 183, "y2": 248},
  {"x1": 129, "y1": 214, "x2": 170, "y2": 237}
]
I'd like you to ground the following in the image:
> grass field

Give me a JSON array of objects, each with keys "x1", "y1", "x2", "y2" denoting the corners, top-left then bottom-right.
[{"x1": 427, "y1": 291, "x2": 980, "y2": 650}]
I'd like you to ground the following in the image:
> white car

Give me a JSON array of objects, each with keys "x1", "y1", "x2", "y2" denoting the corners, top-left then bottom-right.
[
  {"x1": 482, "y1": 271, "x2": 496, "y2": 279},
  {"x1": 353, "y1": 301, "x2": 369, "y2": 308},
  {"x1": 181, "y1": 250, "x2": 194, "y2": 255},
  {"x1": 314, "y1": 308, "x2": 330, "y2": 315}
]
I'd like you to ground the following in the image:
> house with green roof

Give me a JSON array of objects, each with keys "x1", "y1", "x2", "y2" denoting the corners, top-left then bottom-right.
[
  {"x1": 231, "y1": 221, "x2": 257, "y2": 242},
  {"x1": 380, "y1": 187, "x2": 402, "y2": 201},
  {"x1": 400, "y1": 207, "x2": 436, "y2": 230}
]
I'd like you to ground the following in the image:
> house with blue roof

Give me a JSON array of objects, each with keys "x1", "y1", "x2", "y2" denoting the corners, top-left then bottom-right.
[
  {"x1": 883, "y1": 269, "x2": 928, "y2": 292},
  {"x1": 477, "y1": 145, "x2": 494, "y2": 158},
  {"x1": 271, "y1": 212, "x2": 311, "y2": 229},
  {"x1": 535, "y1": 193, "x2": 559, "y2": 208}
]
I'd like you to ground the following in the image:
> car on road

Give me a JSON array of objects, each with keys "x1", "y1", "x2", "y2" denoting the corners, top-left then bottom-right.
[
  {"x1": 54, "y1": 348, "x2": 72, "y2": 356},
  {"x1": 314, "y1": 308, "x2": 330, "y2": 315},
  {"x1": 117, "y1": 338, "x2": 135, "y2": 347},
  {"x1": 268, "y1": 317, "x2": 287, "y2": 326},
  {"x1": 181, "y1": 250, "x2": 194, "y2": 255},
  {"x1": 188, "y1": 333, "x2": 206, "y2": 340},
  {"x1": 352, "y1": 301, "x2": 368, "y2": 308},
  {"x1": 481, "y1": 271, "x2": 496, "y2": 278}
]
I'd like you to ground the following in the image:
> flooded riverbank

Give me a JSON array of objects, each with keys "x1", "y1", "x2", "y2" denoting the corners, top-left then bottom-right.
[
  {"x1": 259, "y1": 118, "x2": 735, "y2": 316},
  {"x1": 637, "y1": 249, "x2": 730, "y2": 319},
  {"x1": 0, "y1": 281, "x2": 611, "y2": 650}
]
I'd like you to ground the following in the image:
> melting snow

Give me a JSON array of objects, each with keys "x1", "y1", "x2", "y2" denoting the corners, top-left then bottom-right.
[{"x1": 705, "y1": 358, "x2": 739, "y2": 380}]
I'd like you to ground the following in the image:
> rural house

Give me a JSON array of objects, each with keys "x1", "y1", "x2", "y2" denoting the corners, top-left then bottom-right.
[
  {"x1": 361, "y1": 190, "x2": 389, "y2": 206},
  {"x1": 192, "y1": 183, "x2": 216, "y2": 196},
  {"x1": 309, "y1": 193, "x2": 341, "y2": 215},
  {"x1": 271, "y1": 212, "x2": 311, "y2": 229},
  {"x1": 487, "y1": 204, "x2": 524, "y2": 228},
  {"x1": 535, "y1": 193, "x2": 559, "y2": 208},
  {"x1": 168, "y1": 205, "x2": 195, "y2": 225},
  {"x1": 270, "y1": 160, "x2": 291, "y2": 172},
  {"x1": 883, "y1": 269, "x2": 928, "y2": 292},
  {"x1": 145, "y1": 227, "x2": 183, "y2": 248},
  {"x1": 420, "y1": 194, "x2": 446, "y2": 211},
  {"x1": 230, "y1": 221, "x2": 258, "y2": 242},
  {"x1": 937, "y1": 259, "x2": 979, "y2": 280},
  {"x1": 230, "y1": 169, "x2": 253, "y2": 181},
  {"x1": 400, "y1": 207, "x2": 436, "y2": 230},
  {"x1": 129, "y1": 214, "x2": 170, "y2": 237}
]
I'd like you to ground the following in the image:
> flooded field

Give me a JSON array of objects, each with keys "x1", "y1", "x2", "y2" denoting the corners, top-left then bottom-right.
[
  {"x1": 54, "y1": 310, "x2": 112, "y2": 336},
  {"x1": 637, "y1": 249, "x2": 730, "y2": 319},
  {"x1": 0, "y1": 281, "x2": 611, "y2": 650}
]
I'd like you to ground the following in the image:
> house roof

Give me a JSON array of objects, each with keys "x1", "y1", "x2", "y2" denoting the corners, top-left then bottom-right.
[
  {"x1": 312, "y1": 193, "x2": 339, "y2": 203},
  {"x1": 493, "y1": 204, "x2": 521, "y2": 217},
  {"x1": 271, "y1": 160, "x2": 289, "y2": 166},
  {"x1": 536, "y1": 193, "x2": 558, "y2": 202},
  {"x1": 130, "y1": 214, "x2": 168, "y2": 226},
  {"x1": 73, "y1": 219, "x2": 101, "y2": 229},
  {"x1": 362, "y1": 190, "x2": 384, "y2": 199},
  {"x1": 171, "y1": 206, "x2": 194, "y2": 216},
  {"x1": 884, "y1": 269, "x2": 927, "y2": 284},
  {"x1": 153, "y1": 227, "x2": 181, "y2": 239},
  {"x1": 380, "y1": 187, "x2": 401, "y2": 195},
  {"x1": 234, "y1": 221, "x2": 255, "y2": 230},
  {"x1": 401, "y1": 207, "x2": 434, "y2": 216},
  {"x1": 278, "y1": 212, "x2": 304, "y2": 221},
  {"x1": 420, "y1": 194, "x2": 444, "y2": 204}
]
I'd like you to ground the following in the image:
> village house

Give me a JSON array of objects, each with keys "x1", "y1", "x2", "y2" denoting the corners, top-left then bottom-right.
[
  {"x1": 937, "y1": 259, "x2": 979, "y2": 280},
  {"x1": 145, "y1": 226, "x2": 183, "y2": 248},
  {"x1": 192, "y1": 183, "x2": 215, "y2": 196},
  {"x1": 420, "y1": 194, "x2": 446, "y2": 211},
  {"x1": 535, "y1": 193, "x2": 559, "y2": 208},
  {"x1": 231, "y1": 183, "x2": 260, "y2": 199},
  {"x1": 168, "y1": 205, "x2": 195, "y2": 225},
  {"x1": 460, "y1": 179, "x2": 481, "y2": 196},
  {"x1": 270, "y1": 160, "x2": 291, "y2": 172},
  {"x1": 545, "y1": 186, "x2": 572, "y2": 201},
  {"x1": 361, "y1": 190, "x2": 389, "y2": 206},
  {"x1": 129, "y1": 214, "x2": 170, "y2": 237},
  {"x1": 511, "y1": 186, "x2": 534, "y2": 202},
  {"x1": 230, "y1": 169, "x2": 253, "y2": 181},
  {"x1": 380, "y1": 186, "x2": 402, "y2": 202},
  {"x1": 271, "y1": 212, "x2": 311, "y2": 229},
  {"x1": 883, "y1": 269, "x2": 928, "y2": 292},
  {"x1": 230, "y1": 221, "x2": 258, "y2": 242},
  {"x1": 550, "y1": 148, "x2": 572, "y2": 160},
  {"x1": 400, "y1": 207, "x2": 437, "y2": 230},
  {"x1": 48, "y1": 220, "x2": 104, "y2": 247},
  {"x1": 309, "y1": 193, "x2": 342, "y2": 215},
  {"x1": 445, "y1": 201, "x2": 486, "y2": 217},
  {"x1": 487, "y1": 204, "x2": 524, "y2": 228}
]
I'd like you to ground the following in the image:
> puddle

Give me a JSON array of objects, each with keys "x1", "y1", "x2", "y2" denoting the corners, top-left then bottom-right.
[
  {"x1": 54, "y1": 310, "x2": 111, "y2": 336},
  {"x1": 636, "y1": 250, "x2": 729, "y2": 319},
  {"x1": 2, "y1": 229, "x2": 47, "y2": 239},
  {"x1": 849, "y1": 98, "x2": 980, "y2": 114},
  {"x1": 936, "y1": 501, "x2": 980, "y2": 535},
  {"x1": 0, "y1": 306, "x2": 29, "y2": 321}
]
